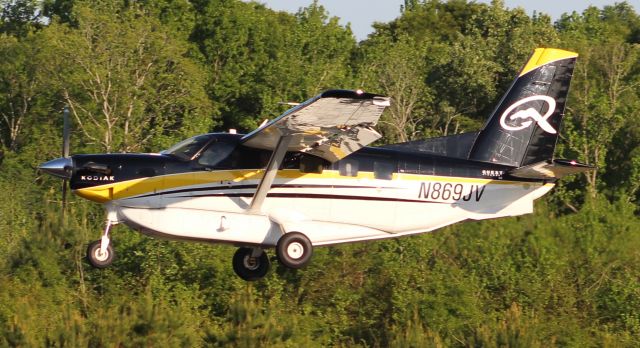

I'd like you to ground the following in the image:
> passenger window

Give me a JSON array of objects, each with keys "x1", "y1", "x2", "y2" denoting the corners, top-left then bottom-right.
[
  {"x1": 339, "y1": 160, "x2": 359, "y2": 177},
  {"x1": 198, "y1": 142, "x2": 235, "y2": 167},
  {"x1": 419, "y1": 158, "x2": 435, "y2": 175},
  {"x1": 399, "y1": 158, "x2": 419, "y2": 174},
  {"x1": 374, "y1": 161, "x2": 395, "y2": 180},
  {"x1": 300, "y1": 155, "x2": 324, "y2": 174}
]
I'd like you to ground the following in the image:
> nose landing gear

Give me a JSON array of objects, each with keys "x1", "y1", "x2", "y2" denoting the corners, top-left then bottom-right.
[
  {"x1": 86, "y1": 239, "x2": 114, "y2": 268},
  {"x1": 86, "y1": 218, "x2": 117, "y2": 268}
]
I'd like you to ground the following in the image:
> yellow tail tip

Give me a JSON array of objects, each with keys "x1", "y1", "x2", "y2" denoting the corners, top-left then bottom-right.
[{"x1": 519, "y1": 48, "x2": 578, "y2": 77}]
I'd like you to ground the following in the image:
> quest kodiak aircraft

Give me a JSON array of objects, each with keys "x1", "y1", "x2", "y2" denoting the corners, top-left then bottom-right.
[{"x1": 40, "y1": 48, "x2": 593, "y2": 281}]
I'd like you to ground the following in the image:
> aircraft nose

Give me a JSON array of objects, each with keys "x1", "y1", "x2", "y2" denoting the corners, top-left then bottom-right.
[{"x1": 39, "y1": 157, "x2": 73, "y2": 179}]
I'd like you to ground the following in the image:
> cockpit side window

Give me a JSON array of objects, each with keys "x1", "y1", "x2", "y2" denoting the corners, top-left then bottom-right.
[
  {"x1": 162, "y1": 135, "x2": 213, "y2": 161},
  {"x1": 197, "y1": 141, "x2": 236, "y2": 168}
]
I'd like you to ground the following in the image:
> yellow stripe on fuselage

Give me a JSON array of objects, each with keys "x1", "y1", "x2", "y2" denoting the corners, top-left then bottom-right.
[
  {"x1": 519, "y1": 48, "x2": 578, "y2": 77},
  {"x1": 74, "y1": 170, "x2": 262, "y2": 203},
  {"x1": 73, "y1": 169, "x2": 547, "y2": 204}
]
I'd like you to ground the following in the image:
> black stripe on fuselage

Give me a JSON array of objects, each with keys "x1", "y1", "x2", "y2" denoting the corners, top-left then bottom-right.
[
  {"x1": 130, "y1": 183, "x2": 401, "y2": 199},
  {"x1": 167, "y1": 192, "x2": 447, "y2": 204}
]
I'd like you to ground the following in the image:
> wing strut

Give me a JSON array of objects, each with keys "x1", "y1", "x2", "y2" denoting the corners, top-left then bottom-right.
[{"x1": 248, "y1": 134, "x2": 293, "y2": 213}]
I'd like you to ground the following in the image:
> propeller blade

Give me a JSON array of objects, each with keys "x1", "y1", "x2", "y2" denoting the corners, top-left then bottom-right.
[
  {"x1": 62, "y1": 105, "x2": 70, "y2": 158},
  {"x1": 61, "y1": 105, "x2": 71, "y2": 214},
  {"x1": 61, "y1": 174, "x2": 68, "y2": 213}
]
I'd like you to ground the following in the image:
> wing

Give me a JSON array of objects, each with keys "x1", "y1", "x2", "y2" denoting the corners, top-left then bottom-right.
[{"x1": 241, "y1": 90, "x2": 391, "y2": 162}]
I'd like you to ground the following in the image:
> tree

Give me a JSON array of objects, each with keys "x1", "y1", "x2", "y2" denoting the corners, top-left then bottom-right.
[
  {"x1": 358, "y1": 35, "x2": 430, "y2": 142},
  {"x1": 191, "y1": 0, "x2": 355, "y2": 132},
  {"x1": 359, "y1": 0, "x2": 557, "y2": 141},
  {"x1": 0, "y1": 35, "x2": 42, "y2": 151},
  {"x1": 0, "y1": 0, "x2": 41, "y2": 37},
  {"x1": 42, "y1": 1, "x2": 213, "y2": 153},
  {"x1": 563, "y1": 43, "x2": 639, "y2": 196},
  {"x1": 557, "y1": 5, "x2": 640, "y2": 198}
]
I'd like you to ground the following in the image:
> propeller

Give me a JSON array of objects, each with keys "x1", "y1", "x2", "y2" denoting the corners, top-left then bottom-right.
[
  {"x1": 61, "y1": 105, "x2": 70, "y2": 212},
  {"x1": 39, "y1": 105, "x2": 74, "y2": 216}
]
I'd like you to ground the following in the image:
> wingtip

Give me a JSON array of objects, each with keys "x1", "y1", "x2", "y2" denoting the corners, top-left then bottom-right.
[
  {"x1": 320, "y1": 89, "x2": 387, "y2": 100},
  {"x1": 373, "y1": 97, "x2": 391, "y2": 107}
]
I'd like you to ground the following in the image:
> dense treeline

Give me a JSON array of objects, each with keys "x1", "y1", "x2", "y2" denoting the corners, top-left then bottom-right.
[{"x1": 1, "y1": 0, "x2": 639, "y2": 346}]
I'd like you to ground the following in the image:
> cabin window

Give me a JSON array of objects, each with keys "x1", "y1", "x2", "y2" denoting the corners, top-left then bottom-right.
[
  {"x1": 374, "y1": 161, "x2": 395, "y2": 180},
  {"x1": 198, "y1": 142, "x2": 236, "y2": 167},
  {"x1": 419, "y1": 158, "x2": 436, "y2": 175},
  {"x1": 398, "y1": 158, "x2": 419, "y2": 174},
  {"x1": 299, "y1": 155, "x2": 324, "y2": 174},
  {"x1": 339, "y1": 160, "x2": 359, "y2": 177},
  {"x1": 226, "y1": 146, "x2": 270, "y2": 169}
]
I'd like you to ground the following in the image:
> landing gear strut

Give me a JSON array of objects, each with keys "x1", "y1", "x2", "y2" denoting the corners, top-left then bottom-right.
[
  {"x1": 232, "y1": 247, "x2": 270, "y2": 281},
  {"x1": 86, "y1": 218, "x2": 116, "y2": 268}
]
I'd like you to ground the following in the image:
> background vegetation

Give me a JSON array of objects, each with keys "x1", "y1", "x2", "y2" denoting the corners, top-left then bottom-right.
[{"x1": 1, "y1": 0, "x2": 640, "y2": 346}]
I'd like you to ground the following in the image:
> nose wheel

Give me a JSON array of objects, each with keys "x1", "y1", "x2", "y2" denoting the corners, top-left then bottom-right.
[
  {"x1": 232, "y1": 247, "x2": 270, "y2": 281},
  {"x1": 86, "y1": 218, "x2": 116, "y2": 268},
  {"x1": 86, "y1": 240, "x2": 115, "y2": 268}
]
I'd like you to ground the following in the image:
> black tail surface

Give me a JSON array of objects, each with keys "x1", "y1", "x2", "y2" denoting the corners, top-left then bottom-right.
[{"x1": 468, "y1": 48, "x2": 578, "y2": 167}]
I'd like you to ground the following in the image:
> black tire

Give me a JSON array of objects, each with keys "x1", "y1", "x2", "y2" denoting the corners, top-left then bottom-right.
[
  {"x1": 276, "y1": 232, "x2": 313, "y2": 269},
  {"x1": 232, "y1": 247, "x2": 270, "y2": 281},
  {"x1": 86, "y1": 240, "x2": 115, "y2": 268}
]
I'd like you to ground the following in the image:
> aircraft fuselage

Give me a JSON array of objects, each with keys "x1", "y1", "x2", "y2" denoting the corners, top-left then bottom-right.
[{"x1": 63, "y1": 133, "x2": 552, "y2": 247}]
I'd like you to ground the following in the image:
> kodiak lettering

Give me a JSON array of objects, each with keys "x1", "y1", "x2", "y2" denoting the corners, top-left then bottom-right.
[{"x1": 81, "y1": 175, "x2": 115, "y2": 181}]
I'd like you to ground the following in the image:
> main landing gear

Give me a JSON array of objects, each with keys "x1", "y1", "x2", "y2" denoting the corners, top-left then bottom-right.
[
  {"x1": 232, "y1": 247, "x2": 270, "y2": 281},
  {"x1": 86, "y1": 218, "x2": 116, "y2": 268},
  {"x1": 276, "y1": 232, "x2": 313, "y2": 269},
  {"x1": 232, "y1": 232, "x2": 314, "y2": 281}
]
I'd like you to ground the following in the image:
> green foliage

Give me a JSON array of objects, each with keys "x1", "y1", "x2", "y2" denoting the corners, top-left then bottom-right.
[
  {"x1": 1, "y1": 0, "x2": 640, "y2": 346},
  {"x1": 554, "y1": 3, "x2": 640, "y2": 202},
  {"x1": 358, "y1": 0, "x2": 557, "y2": 142},
  {"x1": 41, "y1": 1, "x2": 215, "y2": 153},
  {"x1": 0, "y1": 0, "x2": 41, "y2": 37},
  {"x1": 191, "y1": 0, "x2": 355, "y2": 132}
]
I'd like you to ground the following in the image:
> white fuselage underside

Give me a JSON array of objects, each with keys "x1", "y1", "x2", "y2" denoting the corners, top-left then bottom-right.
[{"x1": 103, "y1": 170, "x2": 553, "y2": 248}]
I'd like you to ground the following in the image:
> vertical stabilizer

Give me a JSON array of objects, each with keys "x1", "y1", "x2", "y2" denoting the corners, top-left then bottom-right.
[{"x1": 468, "y1": 48, "x2": 578, "y2": 167}]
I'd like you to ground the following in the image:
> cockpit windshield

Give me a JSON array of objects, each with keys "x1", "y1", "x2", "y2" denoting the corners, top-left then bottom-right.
[{"x1": 162, "y1": 134, "x2": 213, "y2": 161}]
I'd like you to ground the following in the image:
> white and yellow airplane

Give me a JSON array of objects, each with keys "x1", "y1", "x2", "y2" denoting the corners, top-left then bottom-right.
[{"x1": 40, "y1": 48, "x2": 593, "y2": 281}]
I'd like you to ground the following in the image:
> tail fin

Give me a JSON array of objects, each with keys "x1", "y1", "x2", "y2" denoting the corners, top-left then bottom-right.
[{"x1": 468, "y1": 48, "x2": 578, "y2": 167}]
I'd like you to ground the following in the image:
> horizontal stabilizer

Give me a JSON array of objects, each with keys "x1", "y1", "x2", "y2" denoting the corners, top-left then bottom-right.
[{"x1": 508, "y1": 159, "x2": 595, "y2": 180}]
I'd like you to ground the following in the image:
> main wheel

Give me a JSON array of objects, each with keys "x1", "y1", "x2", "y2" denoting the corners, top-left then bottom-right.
[
  {"x1": 86, "y1": 240, "x2": 115, "y2": 268},
  {"x1": 232, "y1": 247, "x2": 270, "y2": 281},
  {"x1": 276, "y1": 232, "x2": 313, "y2": 269}
]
